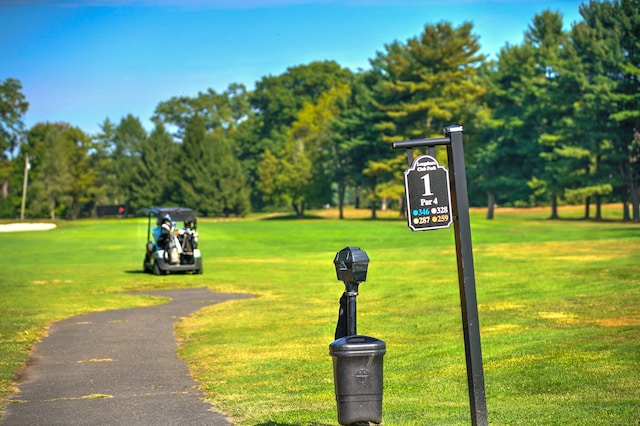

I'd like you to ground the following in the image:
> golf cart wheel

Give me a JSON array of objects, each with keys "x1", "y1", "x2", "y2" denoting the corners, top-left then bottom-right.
[
  {"x1": 152, "y1": 262, "x2": 165, "y2": 276},
  {"x1": 143, "y1": 256, "x2": 153, "y2": 273}
]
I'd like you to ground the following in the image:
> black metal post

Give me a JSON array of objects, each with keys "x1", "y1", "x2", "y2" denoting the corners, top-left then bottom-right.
[
  {"x1": 345, "y1": 281, "x2": 359, "y2": 336},
  {"x1": 146, "y1": 212, "x2": 152, "y2": 243},
  {"x1": 445, "y1": 126, "x2": 488, "y2": 426}
]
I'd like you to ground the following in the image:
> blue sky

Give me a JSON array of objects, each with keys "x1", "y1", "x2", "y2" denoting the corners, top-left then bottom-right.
[{"x1": 1, "y1": 0, "x2": 583, "y2": 135}]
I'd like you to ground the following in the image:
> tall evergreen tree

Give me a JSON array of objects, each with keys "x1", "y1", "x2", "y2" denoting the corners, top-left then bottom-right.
[
  {"x1": 177, "y1": 115, "x2": 249, "y2": 217},
  {"x1": 560, "y1": 16, "x2": 616, "y2": 219},
  {"x1": 369, "y1": 21, "x2": 487, "y2": 217},
  {"x1": 571, "y1": 0, "x2": 640, "y2": 220},
  {"x1": 91, "y1": 118, "x2": 118, "y2": 213},
  {"x1": 128, "y1": 121, "x2": 176, "y2": 210},
  {"x1": 177, "y1": 114, "x2": 212, "y2": 212},
  {"x1": 474, "y1": 42, "x2": 542, "y2": 216},
  {"x1": 614, "y1": 0, "x2": 640, "y2": 220},
  {"x1": 208, "y1": 128, "x2": 250, "y2": 217},
  {"x1": 524, "y1": 10, "x2": 577, "y2": 219},
  {"x1": 154, "y1": 84, "x2": 255, "y2": 211},
  {"x1": 113, "y1": 114, "x2": 147, "y2": 205},
  {"x1": 329, "y1": 71, "x2": 388, "y2": 218},
  {"x1": 371, "y1": 21, "x2": 487, "y2": 142}
]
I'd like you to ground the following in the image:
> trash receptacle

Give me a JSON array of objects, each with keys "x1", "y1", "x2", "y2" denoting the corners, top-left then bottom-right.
[{"x1": 329, "y1": 335, "x2": 386, "y2": 425}]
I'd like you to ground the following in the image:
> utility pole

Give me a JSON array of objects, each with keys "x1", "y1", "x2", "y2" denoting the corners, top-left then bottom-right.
[{"x1": 20, "y1": 153, "x2": 29, "y2": 221}]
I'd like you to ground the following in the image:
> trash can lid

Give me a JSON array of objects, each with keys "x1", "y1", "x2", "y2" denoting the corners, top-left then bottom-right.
[{"x1": 329, "y1": 335, "x2": 386, "y2": 355}]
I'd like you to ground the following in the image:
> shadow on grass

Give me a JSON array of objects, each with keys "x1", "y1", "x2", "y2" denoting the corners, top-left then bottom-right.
[
  {"x1": 260, "y1": 214, "x2": 325, "y2": 221},
  {"x1": 124, "y1": 270, "x2": 145, "y2": 274},
  {"x1": 260, "y1": 213, "x2": 404, "y2": 222},
  {"x1": 255, "y1": 423, "x2": 333, "y2": 426},
  {"x1": 527, "y1": 217, "x2": 640, "y2": 228}
]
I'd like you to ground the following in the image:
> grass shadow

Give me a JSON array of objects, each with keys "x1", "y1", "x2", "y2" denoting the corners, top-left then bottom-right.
[
  {"x1": 255, "y1": 423, "x2": 333, "y2": 426},
  {"x1": 259, "y1": 212, "x2": 405, "y2": 222},
  {"x1": 260, "y1": 214, "x2": 326, "y2": 221}
]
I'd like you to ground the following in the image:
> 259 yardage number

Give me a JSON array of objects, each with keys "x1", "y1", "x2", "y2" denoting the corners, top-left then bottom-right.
[{"x1": 413, "y1": 214, "x2": 449, "y2": 225}]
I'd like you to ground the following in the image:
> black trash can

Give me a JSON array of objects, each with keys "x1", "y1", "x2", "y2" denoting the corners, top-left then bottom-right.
[{"x1": 329, "y1": 335, "x2": 386, "y2": 425}]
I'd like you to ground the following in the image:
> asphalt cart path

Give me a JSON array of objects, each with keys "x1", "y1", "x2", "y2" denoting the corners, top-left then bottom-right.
[{"x1": 1, "y1": 287, "x2": 250, "y2": 426}]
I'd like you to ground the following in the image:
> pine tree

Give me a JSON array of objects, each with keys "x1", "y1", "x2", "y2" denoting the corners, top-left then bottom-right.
[
  {"x1": 572, "y1": 0, "x2": 640, "y2": 220},
  {"x1": 113, "y1": 115, "x2": 147, "y2": 205},
  {"x1": 128, "y1": 121, "x2": 176, "y2": 210},
  {"x1": 177, "y1": 115, "x2": 249, "y2": 217},
  {"x1": 372, "y1": 21, "x2": 487, "y2": 142}
]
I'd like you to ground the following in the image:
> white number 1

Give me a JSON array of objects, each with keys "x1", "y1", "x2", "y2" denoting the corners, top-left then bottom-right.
[{"x1": 421, "y1": 173, "x2": 433, "y2": 196}]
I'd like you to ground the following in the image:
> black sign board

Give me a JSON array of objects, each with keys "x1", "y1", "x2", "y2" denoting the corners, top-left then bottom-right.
[{"x1": 404, "y1": 155, "x2": 452, "y2": 231}]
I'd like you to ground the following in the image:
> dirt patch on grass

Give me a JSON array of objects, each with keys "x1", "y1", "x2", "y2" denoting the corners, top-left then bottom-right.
[{"x1": 596, "y1": 317, "x2": 640, "y2": 327}]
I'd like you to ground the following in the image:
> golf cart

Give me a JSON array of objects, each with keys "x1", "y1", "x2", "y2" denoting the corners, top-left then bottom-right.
[{"x1": 142, "y1": 207, "x2": 203, "y2": 275}]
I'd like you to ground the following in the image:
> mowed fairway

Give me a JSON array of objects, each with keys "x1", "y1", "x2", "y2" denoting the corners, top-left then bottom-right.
[{"x1": 1, "y1": 206, "x2": 638, "y2": 425}]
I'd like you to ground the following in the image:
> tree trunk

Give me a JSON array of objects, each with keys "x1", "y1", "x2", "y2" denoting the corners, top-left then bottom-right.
[
  {"x1": 594, "y1": 194, "x2": 602, "y2": 221},
  {"x1": 631, "y1": 180, "x2": 640, "y2": 222},
  {"x1": 48, "y1": 197, "x2": 56, "y2": 221},
  {"x1": 370, "y1": 200, "x2": 377, "y2": 219},
  {"x1": 584, "y1": 196, "x2": 590, "y2": 219},
  {"x1": 292, "y1": 202, "x2": 304, "y2": 218},
  {"x1": 369, "y1": 176, "x2": 377, "y2": 219},
  {"x1": 354, "y1": 186, "x2": 361, "y2": 209},
  {"x1": 71, "y1": 201, "x2": 80, "y2": 220},
  {"x1": 623, "y1": 200, "x2": 631, "y2": 221},
  {"x1": 338, "y1": 182, "x2": 346, "y2": 220},
  {"x1": 486, "y1": 192, "x2": 495, "y2": 220},
  {"x1": 550, "y1": 193, "x2": 559, "y2": 219}
]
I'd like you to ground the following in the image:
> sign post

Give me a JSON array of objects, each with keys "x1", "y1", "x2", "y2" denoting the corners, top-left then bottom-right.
[{"x1": 393, "y1": 125, "x2": 488, "y2": 426}]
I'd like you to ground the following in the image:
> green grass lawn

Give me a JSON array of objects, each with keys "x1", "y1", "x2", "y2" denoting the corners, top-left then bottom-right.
[{"x1": 1, "y1": 205, "x2": 638, "y2": 425}]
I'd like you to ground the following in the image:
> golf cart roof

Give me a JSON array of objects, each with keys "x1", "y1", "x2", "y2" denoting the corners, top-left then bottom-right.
[{"x1": 143, "y1": 207, "x2": 197, "y2": 222}]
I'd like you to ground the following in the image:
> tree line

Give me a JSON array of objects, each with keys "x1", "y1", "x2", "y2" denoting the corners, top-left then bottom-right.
[{"x1": 1, "y1": 0, "x2": 638, "y2": 221}]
